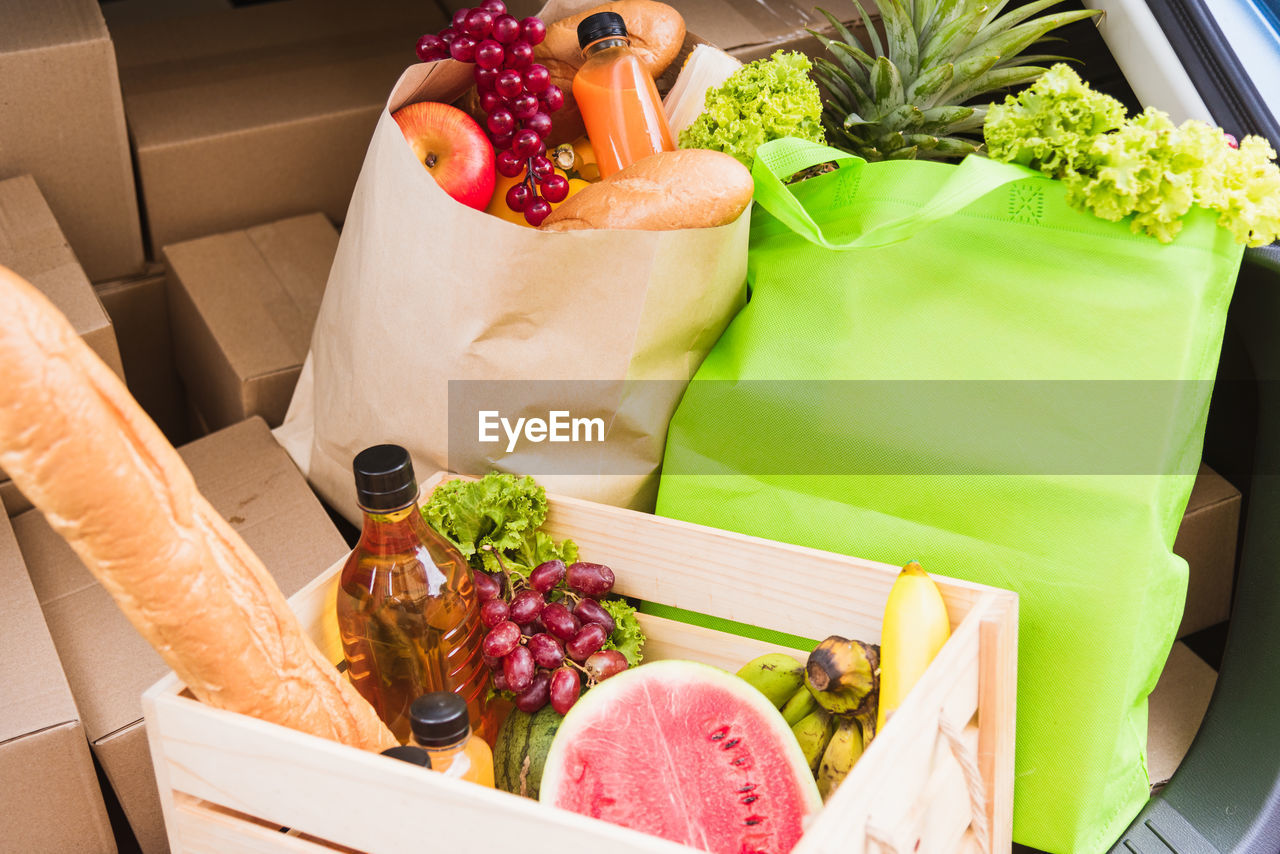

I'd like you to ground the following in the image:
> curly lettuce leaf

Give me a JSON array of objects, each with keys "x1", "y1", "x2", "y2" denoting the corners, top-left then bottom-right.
[
  {"x1": 985, "y1": 64, "x2": 1126, "y2": 180},
  {"x1": 986, "y1": 63, "x2": 1280, "y2": 245},
  {"x1": 678, "y1": 50, "x2": 824, "y2": 168},
  {"x1": 422, "y1": 473, "x2": 576, "y2": 578},
  {"x1": 600, "y1": 598, "x2": 645, "y2": 667}
]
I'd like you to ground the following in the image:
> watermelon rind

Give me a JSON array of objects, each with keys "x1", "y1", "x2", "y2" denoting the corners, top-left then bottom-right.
[{"x1": 539, "y1": 659, "x2": 822, "y2": 851}]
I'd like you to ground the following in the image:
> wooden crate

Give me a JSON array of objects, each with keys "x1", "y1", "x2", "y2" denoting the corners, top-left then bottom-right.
[{"x1": 144, "y1": 473, "x2": 1018, "y2": 854}]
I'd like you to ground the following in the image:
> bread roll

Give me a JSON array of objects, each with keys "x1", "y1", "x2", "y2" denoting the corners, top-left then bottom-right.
[
  {"x1": 537, "y1": 0, "x2": 686, "y2": 144},
  {"x1": 0, "y1": 265, "x2": 397, "y2": 754},
  {"x1": 541, "y1": 148, "x2": 753, "y2": 231}
]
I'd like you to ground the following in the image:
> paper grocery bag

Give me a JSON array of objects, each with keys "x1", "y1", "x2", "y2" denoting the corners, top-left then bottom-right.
[{"x1": 278, "y1": 11, "x2": 749, "y2": 523}]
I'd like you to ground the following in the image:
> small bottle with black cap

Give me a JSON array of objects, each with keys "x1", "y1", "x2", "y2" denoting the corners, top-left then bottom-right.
[
  {"x1": 572, "y1": 10, "x2": 675, "y2": 178},
  {"x1": 336, "y1": 444, "x2": 492, "y2": 746},
  {"x1": 409, "y1": 691, "x2": 495, "y2": 787}
]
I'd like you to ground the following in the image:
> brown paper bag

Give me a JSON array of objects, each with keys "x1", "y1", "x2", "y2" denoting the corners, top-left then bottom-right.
[{"x1": 278, "y1": 2, "x2": 749, "y2": 522}]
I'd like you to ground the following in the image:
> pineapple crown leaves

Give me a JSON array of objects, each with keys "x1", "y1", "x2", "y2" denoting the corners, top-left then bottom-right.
[{"x1": 808, "y1": 0, "x2": 1100, "y2": 161}]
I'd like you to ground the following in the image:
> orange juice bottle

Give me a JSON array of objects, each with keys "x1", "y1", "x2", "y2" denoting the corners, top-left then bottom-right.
[
  {"x1": 410, "y1": 692, "x2": 495, "y2": 787},
  {"x1": 572, "y1": 12, "x2": 675, "y2": 178}
]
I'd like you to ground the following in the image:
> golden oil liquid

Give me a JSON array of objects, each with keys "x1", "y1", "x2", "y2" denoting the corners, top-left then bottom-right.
[{"x1": 336, "y1": 505, "x2": 495, "y2": 744}]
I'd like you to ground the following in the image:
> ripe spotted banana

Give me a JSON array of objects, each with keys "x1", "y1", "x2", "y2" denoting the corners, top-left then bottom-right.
[
  {"x1": 735, "y1": 653, "x2": 806, "y2": 709},
  {"x1": 791, "y1": 707, "x2": 836, "y2": 774},
  {"x1": 876, "y1": 561, "x2": 950, "y2": 733},
  {"x1": 805, "y1": 635, "x2": 879, "y2": 741},
  {"x1": 816, "y1": 716, "x2": 863, "y2": 800}
]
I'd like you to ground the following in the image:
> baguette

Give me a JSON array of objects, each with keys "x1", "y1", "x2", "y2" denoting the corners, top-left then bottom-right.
[
  {"x1": 0, "y1": 265, "x2": 397, "y2": 754},
  {"x1": 540, "y1": 148, "x2": 753, "y2": 231},
  {"x1": 536, "y1": 0, "x2": 686, "y2": 144}
]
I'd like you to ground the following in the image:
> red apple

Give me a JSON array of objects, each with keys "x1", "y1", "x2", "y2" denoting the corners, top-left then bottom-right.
[{"x1": 392, "y1": 101, "x2": 495, "y2": 210}]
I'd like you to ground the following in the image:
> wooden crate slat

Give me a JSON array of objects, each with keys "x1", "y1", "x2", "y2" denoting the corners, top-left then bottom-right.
[{"x1": 148, "y1": 691, "x2": 689, "y2": 854}]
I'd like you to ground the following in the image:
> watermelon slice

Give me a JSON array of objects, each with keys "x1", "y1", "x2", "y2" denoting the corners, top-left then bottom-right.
[{"x1": 540, "y1": 660, "x2": 822, "y2": 854}]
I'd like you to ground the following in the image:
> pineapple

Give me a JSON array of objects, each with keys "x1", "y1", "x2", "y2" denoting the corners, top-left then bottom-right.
[{"x1": 810, "y1": 0, "x2": 1100, "y2": 161}]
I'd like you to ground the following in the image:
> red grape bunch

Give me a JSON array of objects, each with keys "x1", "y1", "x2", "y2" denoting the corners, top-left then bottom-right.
[
  {"x1": 416, "y1": 2, "x2": 569, "y2": 226},
  {"x1": 475, "y1": 558, "x2": 631, "y2": 715}
]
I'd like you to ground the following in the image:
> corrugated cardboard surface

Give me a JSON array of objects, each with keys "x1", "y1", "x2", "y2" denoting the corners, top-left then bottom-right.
[
  {"x1": 96, "y1": 269, "x2": 187, "y2": 444},
  {"x1": 0, "y1": 512, "x2": 115, "y2": 853},
  {"x1": 101, "y1": 0, "x2": 231, "y2": 28},
  {"x1": 1148, "y1": 641, "x2": 1218, "y2": 789},
  {"x1": 662, "y1": 0, "x2": 871, "y2": 62},
  {"x1": 1175, "y1": 464, "x2": 1241, "y2": 637},
  {"x1": 0, "y1": 0, "x2": 144, "y2": 281},
  {"x1": 113, "y1": 0, "x2": 447, "y2": 251},
  {"x1": 164, "y1": 213, "x2": 339, "y2": 431},
  {"x1": 13, "y1": 417, "x2": 350, "y2": 854},
  {"x1": 439, "y1": 0, "x2": 874, "y2": 60},
  {"x1": 0, "y1": 175, "x2": 126, "y2": 515}
]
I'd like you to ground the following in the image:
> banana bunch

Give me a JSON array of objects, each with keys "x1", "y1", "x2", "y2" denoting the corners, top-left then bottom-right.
[{"x1": 736, "y1": 650, "x2": 872, "y2": 800}]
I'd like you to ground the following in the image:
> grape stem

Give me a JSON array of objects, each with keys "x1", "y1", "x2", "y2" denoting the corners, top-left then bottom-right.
[
  {"x1": 481, "y1": 544, "x2": 521, "y2": 598},
  {"x1": 564, "y1": 657, "x2": 598, "y2": 686}
]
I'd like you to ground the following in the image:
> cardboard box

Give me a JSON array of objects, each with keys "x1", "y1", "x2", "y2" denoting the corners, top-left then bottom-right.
[
  {"x1": 0, "y1": 175, "x2": 127, "y2": 516},
  {"x1": 164, "y1": 213, "x2": 338, "y2": 432},
  {"x1": 1148, "y1": 641, "x2": 1217, "y2": 789},
  {"x1": 0, "y1": 514, "x2": 116, "y2": 853},
  {"x1": 436, "y1": 0, "x2": 877, "y2": 61},
  {"x1": 1175, "y1": 464, "x2": 1241, "y2": 637},
  {"x1": 95, "y1": 269, "x2": 187, "y2": 444},
  {"x1": 112, "y1": 0, "x2": 448, "y2": 253},
  {"x1": 0, "y1": 0, "x2": 144, "y2": 281},
  {"x1": 101, "y1": 0, "x2": 232, "y2": 28},
  {"x1": 13, "y1": 417, "x2": 351, "y2": 854}
]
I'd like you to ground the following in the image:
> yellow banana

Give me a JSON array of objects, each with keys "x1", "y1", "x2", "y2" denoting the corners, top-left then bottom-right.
[
  {"x1": 791, "y1": 708, "x2": 836, "y2": 774},
  {"x1": 780, "y1": 685, "x2": 819, "y2": 727},
  {"x1": 735, "y1": 653, "x2": 806, "y2": 709},
  {"x1": 816, "y1": 716, "x2": 864, "y2": 800},
  {"x1": 876, "y1": 561, "x2": 950, "y2": 733}
]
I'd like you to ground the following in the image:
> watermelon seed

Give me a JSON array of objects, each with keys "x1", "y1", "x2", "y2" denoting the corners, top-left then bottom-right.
[
  {"x1": 709, "y1": 726, "x2": 730, "y2": 741},
  {"x1": 737, "y1": 783, "x2": 756, "y2": 793},
  {"x1": 741, "y1": 794, "x2": 759, "y2": 804},
  {"x1": 731, "y1": 756, "x2": 752, "y2": 768},
  {"x1": 722, "y1": 738, "x2": 741, "y2": 750},
  {"x1": 744, "y1": 815, "x2": 765, "y2": 826}
]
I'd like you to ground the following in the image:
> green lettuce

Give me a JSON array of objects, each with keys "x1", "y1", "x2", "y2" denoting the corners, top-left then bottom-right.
[
  {"x1": 985, "y1": 64, "x2": 1280, "y2": 246},
  {"x1": 984, "y1": 64, "x2": 1126, "y2": 180},
  {"x1": 679, "y1": 50, "x2": 824, "y2": 168},
  {"x1": 422, "y1": 472, "x2": 577, "y2": 580},
  {"x1": 600, "y1": 598, "x2": 645, "y2": 667}
]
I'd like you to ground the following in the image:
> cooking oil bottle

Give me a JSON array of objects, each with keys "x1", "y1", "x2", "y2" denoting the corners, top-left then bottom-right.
[{"x1": 336, "y1": 445, "x2": 492, "y2": 744}]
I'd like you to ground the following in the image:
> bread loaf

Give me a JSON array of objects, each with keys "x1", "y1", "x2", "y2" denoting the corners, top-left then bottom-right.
[
  {"x1": 536, "y1": 0, "x2": 686, "y2": 144},
  {"x1": 0, "y1": 265, "x2": 397, "y2": 754},
  {"x1": 540, "y1": 148, "x2": 753, "y2": 231}
]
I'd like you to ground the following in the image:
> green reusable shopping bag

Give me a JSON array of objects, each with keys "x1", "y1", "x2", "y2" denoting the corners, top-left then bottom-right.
[{"x1": 655, "y1": 138, "x2": 1244, "y2": 853}]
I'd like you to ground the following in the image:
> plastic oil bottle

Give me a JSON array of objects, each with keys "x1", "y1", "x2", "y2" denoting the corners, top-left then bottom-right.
[
  {"x1": 336, "y1": 445, "x2": 493, "y2": 744},
  {"x1": 410, "y1": 692, "x2": 495, "y2": 787},
  {"x1": 572, "y1": 11, "x2": 675, "y2": 178}
]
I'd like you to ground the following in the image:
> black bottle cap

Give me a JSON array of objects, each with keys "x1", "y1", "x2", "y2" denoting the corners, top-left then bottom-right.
[
  {"x1": 353, "y1": 444, "x2": 418, "y2": 512},
  {"x1": 409, "y1": 692, "x2": 471, "y2": 748},
  {"x1": 578, "y1": 11, "x2": 627, "y2": 49},
  {"x1": 380, "y1": 745, "x2": 432, "y2": 768}
]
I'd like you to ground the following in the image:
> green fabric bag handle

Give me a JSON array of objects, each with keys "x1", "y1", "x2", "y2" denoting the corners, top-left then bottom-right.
[{"x1": 751, "y1": 137, "x2": 1041, "y2": 249}]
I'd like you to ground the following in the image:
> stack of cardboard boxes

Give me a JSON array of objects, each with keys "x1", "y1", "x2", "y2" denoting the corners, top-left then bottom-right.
[{"x1": 0, "y1": 0, "x2": 1248, "y2": 851}]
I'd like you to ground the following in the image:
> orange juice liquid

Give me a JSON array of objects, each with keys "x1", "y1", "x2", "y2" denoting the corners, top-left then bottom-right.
[{"x1": 573, "y1": 40, "x2": 675, "y2": 179}]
